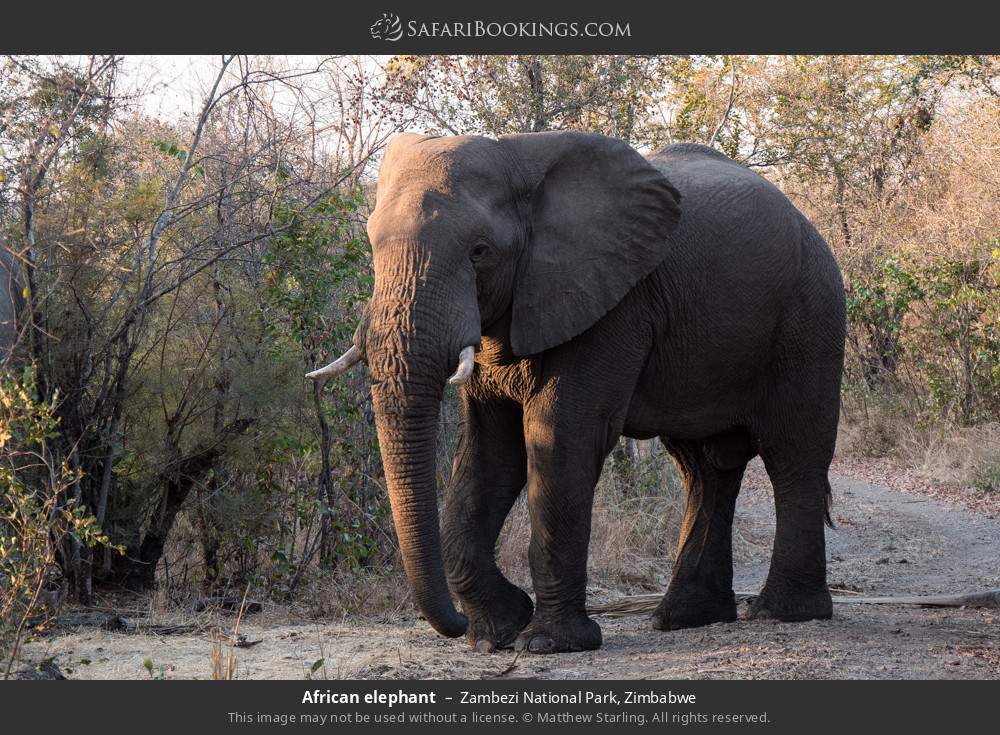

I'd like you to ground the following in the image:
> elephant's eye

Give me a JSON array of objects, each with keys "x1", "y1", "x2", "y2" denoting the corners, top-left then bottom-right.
[{"x1": 470, "y1": 241, "x2": 490, "y2": 261}]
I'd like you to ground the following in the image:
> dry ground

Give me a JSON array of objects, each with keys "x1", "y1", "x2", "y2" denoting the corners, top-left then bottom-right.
[{"x1": 20, "y1": 462, "x2": 1000, "y2": 680}]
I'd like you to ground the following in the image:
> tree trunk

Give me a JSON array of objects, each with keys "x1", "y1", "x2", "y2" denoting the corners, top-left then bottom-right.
[
  {"x1": 122, "y1": 419, "x2": 252, "y2": 591},
  {"x1": 313, "y1": 380, "x2": 337, "y2": 568}
]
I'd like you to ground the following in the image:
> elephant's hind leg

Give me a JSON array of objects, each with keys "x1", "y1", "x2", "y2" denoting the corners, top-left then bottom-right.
[
  {"x1": 652, "y1": 431, "x2": 753, "y2": 631},
  {"x1": 749, "y1": 457, "x2": 834, "y2": 622},
  {"x1": 750, "y1": 369, "x2": 838, "y2": 623},
  {"x1": 442, "y1": 394, "x2": 533, "y2": 652}
]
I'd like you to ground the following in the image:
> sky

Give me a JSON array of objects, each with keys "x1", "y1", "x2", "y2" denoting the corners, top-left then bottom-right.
[{"x1": 120, "y1": 55, "x2": 390, "y2": 122}]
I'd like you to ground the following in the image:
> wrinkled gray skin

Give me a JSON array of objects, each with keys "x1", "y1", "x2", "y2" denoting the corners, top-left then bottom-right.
[{"x1": 343, "y1": 131, "x2": 845, "y2": 654}]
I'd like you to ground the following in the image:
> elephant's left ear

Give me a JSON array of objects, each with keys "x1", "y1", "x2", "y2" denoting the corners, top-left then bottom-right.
[{"x1": 499, "y1": 131, "x2": 681, "y2": 357}]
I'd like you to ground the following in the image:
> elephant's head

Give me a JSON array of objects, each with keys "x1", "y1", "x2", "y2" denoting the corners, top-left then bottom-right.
[{"x1": 308, "y1": 131, "x2": 681, "y2": 637}]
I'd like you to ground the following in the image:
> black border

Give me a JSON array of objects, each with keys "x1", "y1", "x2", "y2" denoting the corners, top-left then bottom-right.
[{"x1": 3, "y1": 1, "x2": 1000, "y2": 53}]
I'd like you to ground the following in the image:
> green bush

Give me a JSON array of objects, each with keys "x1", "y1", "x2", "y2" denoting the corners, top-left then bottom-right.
[
  {"x1": 845, "y1": 248, "x2": 1000, "y2": 426},
  {"x1": 1, "y1": 366, "x2": 117, "y2": 677}
]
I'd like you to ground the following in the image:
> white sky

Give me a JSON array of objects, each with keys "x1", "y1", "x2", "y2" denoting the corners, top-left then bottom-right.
[
  {"x1": 125, "y1": 55, "x2": 224, "y2": 119},
  {"x1": 117, "y1": 55, "x2": 392, "y2": 124}
]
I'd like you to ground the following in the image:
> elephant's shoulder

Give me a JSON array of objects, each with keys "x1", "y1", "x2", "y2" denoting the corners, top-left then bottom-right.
[
  {"x1": 648, "y1": 143, "x2": 734, "y2": 165},
  {"x1": 648, "y1": 144, "x2": 756, "y2": 183},
  {"x1": 648, "y1": 145, "x2": 762, "y2": 192},
  {"x1": 650, "y1": 146, "x2": 793, "y2": 215}
]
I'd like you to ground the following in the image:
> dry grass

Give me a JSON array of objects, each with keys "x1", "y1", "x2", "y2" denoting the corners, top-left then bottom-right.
[
  {"x1": 838, "y1": 398, "x2": 1000, "y2": 492},
  {"x1": 134, "y1": 439, "x2": 763, "y2": 633},
  {"x1": 283, "y1": 569, "x2": 413, "y2": 623},
  {"x1": 894, "y1": 422, "x2": 1000, "y2": 491},
  {"x1": 497, "y1": 443, "x2": 691, "y2": 596},
  {"x1": 835, "y1": 395, "x2": 1000, "y2": 519},
  {"x1": 209, "y1": 586, "x2": 250, "y2": 680},
  {"x1": 496, "y1": 489, "x2": 683, "y2": 596},
  {"x1": 209, "y1": 634, "x2": 229, "y2": 680}
]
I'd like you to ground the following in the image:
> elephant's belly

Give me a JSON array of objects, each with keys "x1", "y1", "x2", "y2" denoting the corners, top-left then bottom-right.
[
  {"x1": 621, "y1": 359, "x2": 767, "y2": 442},
  {"x1": 622, "y1": 396, "x2": 744, "y2": 441}
]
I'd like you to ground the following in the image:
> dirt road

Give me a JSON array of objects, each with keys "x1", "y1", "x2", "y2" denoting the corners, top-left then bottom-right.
[{"x1": 23, "y1": 463, "x2": 1000, "y2": 679}]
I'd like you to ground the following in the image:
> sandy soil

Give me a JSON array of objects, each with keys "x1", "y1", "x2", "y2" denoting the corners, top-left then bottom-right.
[{"x1": 22, "y1": 463, "x2": 1000, "y2": 680}]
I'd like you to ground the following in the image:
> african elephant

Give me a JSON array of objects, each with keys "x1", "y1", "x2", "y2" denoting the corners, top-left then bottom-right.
[{"x1": 308, "y1": 131, "x2": 846, "y2": 654}]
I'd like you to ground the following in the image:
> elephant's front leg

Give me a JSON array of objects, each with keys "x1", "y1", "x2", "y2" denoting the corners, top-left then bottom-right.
[
  {"x1": 514, "y1": 403, "x2": 607, "y2": 654},
  {"x1": 442, "y1": 393, "x2": 532, "y2": 652}
]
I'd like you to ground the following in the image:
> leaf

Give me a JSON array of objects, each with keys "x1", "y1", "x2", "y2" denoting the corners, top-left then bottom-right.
[
  {"x1": 310, "y1": 659, "x2": 324, "y2": 673},
  {"x1": 151, "y1": 138, "x2": 189, "y2": 165}
]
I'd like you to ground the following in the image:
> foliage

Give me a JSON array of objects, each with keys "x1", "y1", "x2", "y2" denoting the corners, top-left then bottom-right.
[
  {"x1": 845, "y1": 255, "x2": 924, "y2": 387},
  {"x1": 380, "y1": 55, "x2": 677, "y2": 146},
  {"x1": 845, "y1": 249, "x2": 1000, "y2": 425},
  {"x1": 908, "y1": 252, "x2": 1000, "y2": 423},
  {"x1": 261, "y1": 189, "x2": 383, "y2": 574},
  {"x1": 1, "y1": 366, "x2": 117, "y2": 677}
]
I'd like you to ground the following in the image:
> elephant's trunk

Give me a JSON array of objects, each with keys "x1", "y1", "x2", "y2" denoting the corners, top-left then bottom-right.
[
  {"x1": 361, "y1": 238, "x2": 480, "y2": 638},
  {"x1": 371, "y1": 382, "x2": 467, "y2": 638}
]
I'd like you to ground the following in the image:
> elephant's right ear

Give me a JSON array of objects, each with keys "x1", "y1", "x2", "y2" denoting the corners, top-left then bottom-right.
[{"x1": 499, "y1": 131, "x2": 681, "y2": 357}]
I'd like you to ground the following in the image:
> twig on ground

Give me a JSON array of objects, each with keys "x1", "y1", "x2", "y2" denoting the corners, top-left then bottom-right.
[
  {"x1": 482, "y1": 651, "x2": 522, "y2": 680},
  {"x1": 588, "y1": 589, "x2": 1000, "y2": 617}
]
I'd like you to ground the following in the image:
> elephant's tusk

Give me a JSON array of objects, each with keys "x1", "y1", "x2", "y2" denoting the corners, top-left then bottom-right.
[
  {"x1": 306, "y1": 345, "x2": 362, "y2": 381},
  {"x1": 448, "y1": 346, "x2": 476, "y2": 385}
]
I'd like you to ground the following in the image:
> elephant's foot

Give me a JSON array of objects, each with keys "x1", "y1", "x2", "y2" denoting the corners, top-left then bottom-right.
[
  {"x1": 463, "y1": 585, "x2": 534, "y2": 653},
  {"x1": 651, "y1": 583, "x2": 737, "y2": 631},
  {"x1": 513, "y1": 610, "x2": 602, "y2": 654},
  {"x1": 747, "y1": 578, "x2": 832, "y2": 622}
]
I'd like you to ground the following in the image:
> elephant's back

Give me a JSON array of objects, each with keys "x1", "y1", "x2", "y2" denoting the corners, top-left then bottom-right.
[
  {"x1": 647, "y1": 144, "x2": 805, "y2": 304},
  {"x1": 647, "y1": 144, "x2": 803, "y2": 248},
  {"x1": 632, "y1": 144, "x2": 842, "y2": 426},
  {"x1": 648, "y1": 143, "x2": 843, "y2": 315}
]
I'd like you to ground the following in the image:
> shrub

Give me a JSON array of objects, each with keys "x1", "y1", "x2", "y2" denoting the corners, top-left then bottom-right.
[{"x1": 1, "y1": 366, "x2": 116, "y2": 677}]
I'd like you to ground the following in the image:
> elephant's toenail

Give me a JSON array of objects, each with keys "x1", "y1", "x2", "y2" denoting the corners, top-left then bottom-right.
[
  {"x1": 475, "y1": 640, "x2": 495, "y2": 654},
  {"x1": 528, "y1": 635, "x2": 554, "y2": 653}
]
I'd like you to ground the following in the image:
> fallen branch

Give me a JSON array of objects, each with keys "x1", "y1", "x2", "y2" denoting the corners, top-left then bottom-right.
[
  {"x1": 193, "y1": 596, "x2": 264, "y2": 614},
  {"x1": 45, "y1": 611, "x2": 136, "y2": 632},
  {"x1": 830, "y1": 590, "x2": 1000, "y2": 608},
  {"x1": 143, "y1": 623, "x2": 201, "y2": 636},
  {"x1": 588, "y1": 589, "x2": 1000, "y2": 617},
  {"x1": 40, "y1": 611, "x2": 253, "y2": 639}
]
